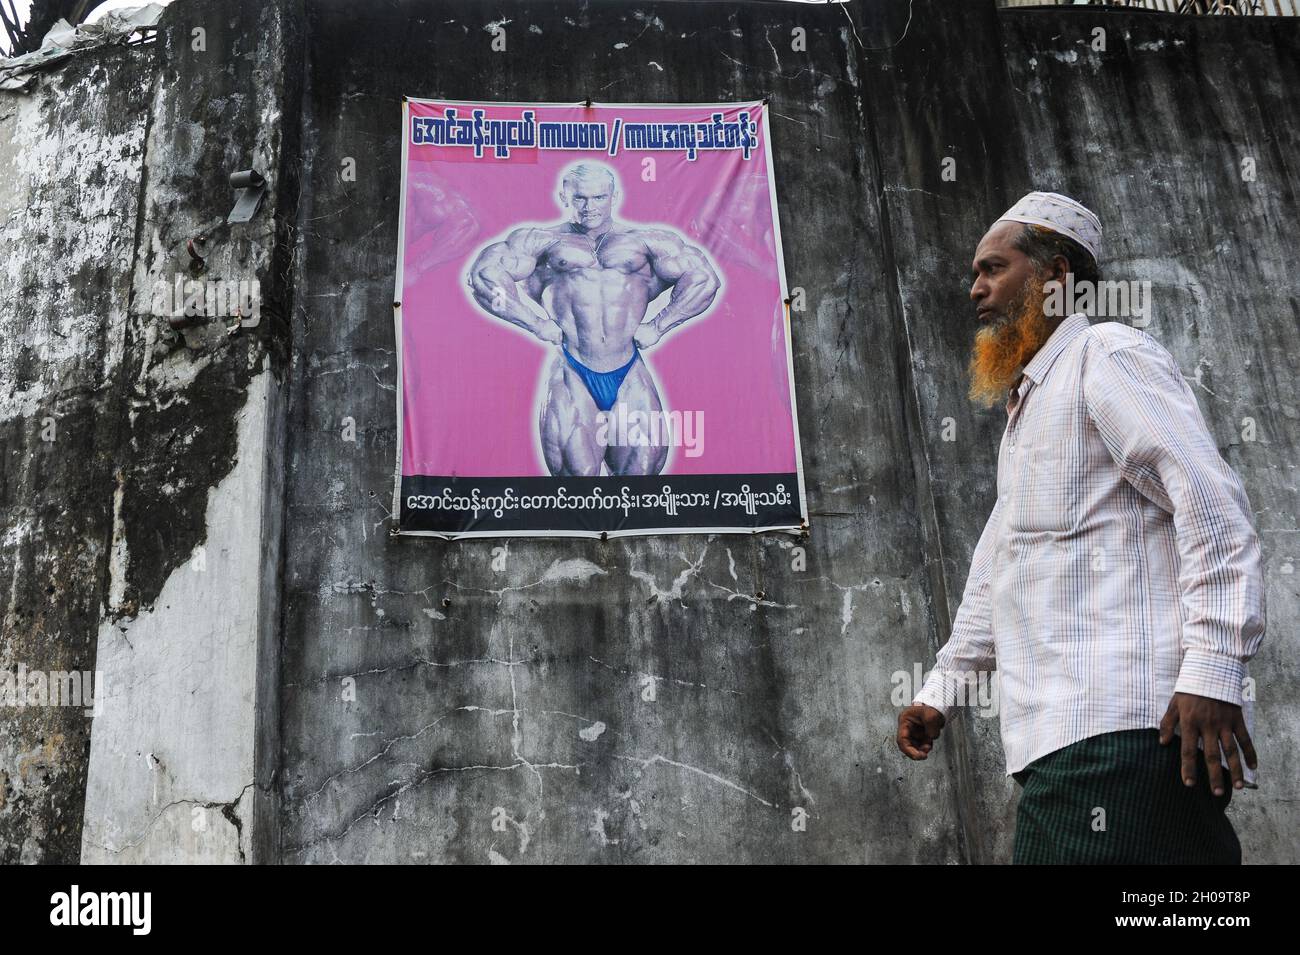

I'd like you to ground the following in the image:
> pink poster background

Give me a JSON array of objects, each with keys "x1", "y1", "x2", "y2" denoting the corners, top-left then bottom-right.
[{"x1": 398, "y1": 100, "x2": 797, "y2": 478}]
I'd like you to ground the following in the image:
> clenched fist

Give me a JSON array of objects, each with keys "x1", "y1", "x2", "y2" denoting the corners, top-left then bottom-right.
[{"x1": 897, "y1": 703, "x2": 946, "y2": 760}]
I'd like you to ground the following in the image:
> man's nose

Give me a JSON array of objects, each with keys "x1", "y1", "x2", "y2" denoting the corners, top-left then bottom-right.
[{"x1": 970, "y1": 278, "x2": 987, "y2": 303}]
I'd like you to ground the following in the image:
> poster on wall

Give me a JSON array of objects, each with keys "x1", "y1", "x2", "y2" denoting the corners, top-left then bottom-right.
[{"x1": 391, "y1": 98, "x2": 807, "y2": 538}]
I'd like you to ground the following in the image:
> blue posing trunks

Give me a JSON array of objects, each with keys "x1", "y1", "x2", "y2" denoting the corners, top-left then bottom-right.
[{"x1": 561, "y1": 342, "x2": 640, "y2": 412}]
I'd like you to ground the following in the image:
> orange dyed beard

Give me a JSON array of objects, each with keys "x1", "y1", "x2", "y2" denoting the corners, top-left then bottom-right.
[{"x1": 967, "y1": 280, "x2": 1053, "y2": 409}]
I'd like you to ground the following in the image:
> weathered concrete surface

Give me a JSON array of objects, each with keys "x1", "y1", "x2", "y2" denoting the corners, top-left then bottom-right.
[
  {"x1": 855, "y1": 0, "x2": 1034, "y2": 863},
  {"x1": 81, "y1": 362, "x2": 279, "y2": 863},
  {"x1": 2, "y1": 0, "x2": 1295, "y2": 864},
  {"x1": 0, "y1": 44, "x2": 154, "y2": 864},
  {"x1": 279, "y1": 0, "x2": 955, "y2": 863},
  {"x1": 279, "y1": 0, "x2": 1298, "y2": 863},
  {"x1": 865, "y1": 1, "x2": 1300, "y2": 862},
  {"x1": 1, "y1": 0, "x2": 299, "y2": 862},
  {"x1": 995, "y1": 5, "x2": 1300, "y2": 863},
  {"x1": 78, "y1": 0, "x2": 301, "y2": 864}
]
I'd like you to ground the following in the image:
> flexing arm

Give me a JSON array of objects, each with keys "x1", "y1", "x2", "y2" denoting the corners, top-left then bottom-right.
[
  {"x1": 467, "y1": 228, "x2": 561, "y2": 342},
  {"x1": 641, "y1": 230, "x2": 721, "y2": 340}
]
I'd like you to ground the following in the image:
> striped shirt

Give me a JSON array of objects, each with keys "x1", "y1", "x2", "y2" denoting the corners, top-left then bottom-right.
[{"x1": 914, "y1": 313, "x2": 1266, "y2": 780}]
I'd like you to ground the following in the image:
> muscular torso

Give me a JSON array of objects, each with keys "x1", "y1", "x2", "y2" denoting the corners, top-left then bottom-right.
[{"x1": 525, "y1": 225, "x2": 667, "y2": 369}]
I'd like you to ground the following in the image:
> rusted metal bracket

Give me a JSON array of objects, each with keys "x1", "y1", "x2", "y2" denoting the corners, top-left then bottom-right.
[{"x1": 227, "y1": 168, "x2": 267, "y2": 223}]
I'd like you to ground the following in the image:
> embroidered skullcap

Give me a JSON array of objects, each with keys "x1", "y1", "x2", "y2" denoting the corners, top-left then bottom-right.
[{"x1": 996, "y1": 191, "x2": 1101, "y2": 263}]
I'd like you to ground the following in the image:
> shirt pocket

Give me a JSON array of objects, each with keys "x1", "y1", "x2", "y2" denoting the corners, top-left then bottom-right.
[{"x1": 1007, "y1": 436, "x2": 1077, "y2": 534}]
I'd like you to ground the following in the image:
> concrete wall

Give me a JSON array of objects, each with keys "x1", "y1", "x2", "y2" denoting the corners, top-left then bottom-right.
[
  {"x1": 0, "y1": 42, "x2": 153, "y2": 865},
  {"x1": 994, "y1": 6, "x2": 1300, "y2": 862},
  {"x1": 868, "y1": 2, "x2": 1300, "y2": 863},
  {"x1": 279, "y1": 0, "x2": 953, "y2": 865},
  {"x1": 78, "y1": 0, "x2": 301, "y2": 864},
  {"x1": 2, "y1": 0, "x2": 300, "y2": 863},
  {"x1": 0, "y1": 0, "x2": 1294, "y2": 863}
]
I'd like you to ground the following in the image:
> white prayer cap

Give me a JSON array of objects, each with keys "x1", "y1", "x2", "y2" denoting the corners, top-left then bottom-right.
[{"x1": 996, "y1": 191, "x2": 1102, "y2": 263}]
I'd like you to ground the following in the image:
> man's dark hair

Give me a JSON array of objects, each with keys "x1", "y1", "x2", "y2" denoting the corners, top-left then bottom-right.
[{"x1": 1012, "y1": 223, "x2": 1101, "y2": 285}]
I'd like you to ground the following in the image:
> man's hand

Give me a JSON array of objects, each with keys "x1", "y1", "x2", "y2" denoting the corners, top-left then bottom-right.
[
  {"x1": 633, "y1": 322, "x2": 662, "y2": 350},
  {"x1": 1159, "y1": 691, "x2": 1257, "y2": 796},
  {"x1": 535, "y1": 320, "x2": 563, "y2": 345},
  {"x1": 897, "y1": 704, "x2": 945, "y2": 760}
]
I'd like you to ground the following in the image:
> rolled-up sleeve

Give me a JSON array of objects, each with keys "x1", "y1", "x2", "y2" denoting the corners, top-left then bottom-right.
[
  {"x1": 913, "y1": 494, "x2": 1003, "y2": 719},
  {"x1": 1082, "y1": 337, "x2": 1266, "y2": 706}
]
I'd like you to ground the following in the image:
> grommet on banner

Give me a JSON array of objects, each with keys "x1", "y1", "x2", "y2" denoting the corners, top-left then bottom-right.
[
  {"x1": 584, "y1": 97, "x2": 593, "y2": 108},
  {"x1": 600, "y1": 531, "x2": 608, "y2": 541},
  {"x1": 393, "y1": 301, "x2": 401, "y2": 309},
  {"x1": 388, "y1": 524, "x2": 401, "y2": 537}
]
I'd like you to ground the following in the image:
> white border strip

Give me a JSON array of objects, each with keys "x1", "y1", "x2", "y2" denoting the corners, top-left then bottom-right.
[
  {"x1": 390, "y1": 98, "x2": 809, "y2": 541},
  {"x1": 390, "y1": 96, "x2": 412, "y2": 526},
  {"x1": 760, "y1": 103, "x2": 811, "y2": 531},
  {"x1": 395, "y1": 523, "x2": 804, "y2": 542}
]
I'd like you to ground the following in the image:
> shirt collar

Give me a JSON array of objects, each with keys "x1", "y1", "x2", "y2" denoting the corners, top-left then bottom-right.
[{"x1": 1021, "y1": 312, "x2": 1091, "y2": 386}]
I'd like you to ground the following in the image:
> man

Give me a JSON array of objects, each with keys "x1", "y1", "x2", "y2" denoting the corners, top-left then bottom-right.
[
  {"x1": 467, "y1": 162, "x2": 721, "y2": 477},
  {"x1": 896, "y1": 192, "x2": 1266, "y2": 864}
]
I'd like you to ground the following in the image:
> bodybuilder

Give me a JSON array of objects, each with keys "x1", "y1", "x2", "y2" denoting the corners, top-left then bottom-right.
[{"x1": 468, "y1": 162, "x2": 721, "y2": 476}]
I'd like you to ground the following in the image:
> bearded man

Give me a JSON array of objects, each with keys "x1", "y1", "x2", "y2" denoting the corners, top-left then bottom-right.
[{"x1": 896, "y1": 192, "x2": 1267, "y2": 864}]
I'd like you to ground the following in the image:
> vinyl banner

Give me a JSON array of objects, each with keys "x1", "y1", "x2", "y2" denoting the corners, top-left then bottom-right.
[{"x1": 392, "y1": 98, "x2": 808, "y2": 538}]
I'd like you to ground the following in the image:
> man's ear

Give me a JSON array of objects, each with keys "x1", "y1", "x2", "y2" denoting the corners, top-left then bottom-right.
[{"x1": 1049, "y1": 253, "x2": 1071, "y2": 285}]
